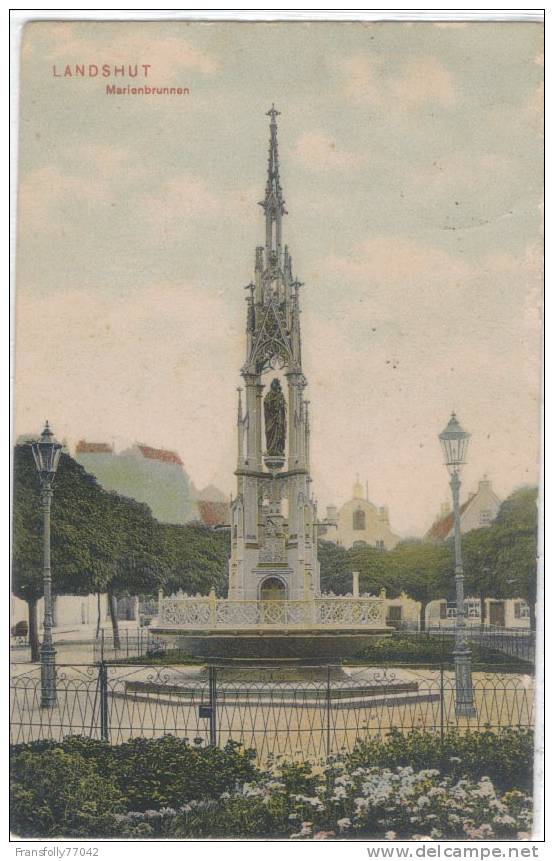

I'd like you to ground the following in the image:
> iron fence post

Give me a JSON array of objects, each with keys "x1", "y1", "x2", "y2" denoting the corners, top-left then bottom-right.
[
  {"x1": 439, "y1": 664, "x2": 445, "y2": 744},
  {"x1": 99, "y1": 661, "x2": 109, "y2": 742},
  {"x1": 326, "y1": 665, "x2": 331, "y2": 758},
  {"x1": 101, "y1": 628, "x2": 105, "y2": 663},
  {"x1": 209, "y1": 665, "x2": 217, "y2": 747}
]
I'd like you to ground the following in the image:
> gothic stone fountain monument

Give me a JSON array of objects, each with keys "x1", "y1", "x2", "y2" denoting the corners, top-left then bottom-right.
[{"x1": 151, "y1": 107, "x2": 390, "y2": 663}]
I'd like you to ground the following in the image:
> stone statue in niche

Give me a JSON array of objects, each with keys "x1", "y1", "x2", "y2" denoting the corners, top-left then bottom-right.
[{"x1": 264, "y1": 378, "x2": 286, "y2": 456}]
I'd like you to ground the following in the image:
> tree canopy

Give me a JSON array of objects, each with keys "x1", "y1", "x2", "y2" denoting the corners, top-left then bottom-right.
[
  {"x1": 12, "y1": 444, "x2": 231, "y2": 607},
  {"x1": 318, "y1": 486, "x2": 539, "y2": 627},
  {"x1": 12, "y1": 438, "x2": 539, "y2": 639}
]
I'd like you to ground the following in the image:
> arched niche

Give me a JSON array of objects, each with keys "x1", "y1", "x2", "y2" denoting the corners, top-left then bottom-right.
[{"x1": 259, "y1": 576, "x2": 287, "y2": 601}]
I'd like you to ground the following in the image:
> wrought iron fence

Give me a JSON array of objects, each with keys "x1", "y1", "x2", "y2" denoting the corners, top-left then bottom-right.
[
  {"x1": 10, "y1": 662, "x2": 535, "y2": 763},
  {"x1": 92, "y1": 629, "x2": 166, "y2": 663},
  {"x1": 425, "y1": 625, "x2": 536, "y2": 664}
]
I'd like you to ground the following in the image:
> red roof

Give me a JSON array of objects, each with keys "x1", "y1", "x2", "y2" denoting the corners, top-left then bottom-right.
[
  {"x1": 137, "y1": 444, "x2": 183, "y2": 466},
  {"x1": 425, "y1": 496, "x2": 474, "y2": 541},
  {"x1": 197, "y1": 500, "x2": 228, "y2": 527},
  {"x1": 76, "y1": 440, "x2": 113, "y2": 454}
]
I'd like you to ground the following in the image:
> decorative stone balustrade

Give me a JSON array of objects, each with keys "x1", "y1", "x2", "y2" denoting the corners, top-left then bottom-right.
[{"x1": 157, "y1": 594, "x2": 385, "y2": 629}]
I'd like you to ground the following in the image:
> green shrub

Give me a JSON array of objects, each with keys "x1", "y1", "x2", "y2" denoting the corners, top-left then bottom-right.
[
  {"x1": 356, "y1": 634, "x2": 527, "y2": 667},
  {"x1": 11, "y1": 735, "x2": 259, "y2": 818},
  {"x1": 102, "y1": 736, "x2": 258, "y2": 811},
  {"x1": 346, "y1": 727, "x2": 534, "y2": 792},
  {"x1": 10, "y1": 747, "x2": 123, "y2": 838}
]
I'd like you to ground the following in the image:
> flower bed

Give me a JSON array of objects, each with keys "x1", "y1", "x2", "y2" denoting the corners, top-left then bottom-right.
[
  {"x1": 10, "y1": 730, "x2": 534, "y2": 839},
  {"x1": 112, "y1": 764, "x2": 533, "y2": 840}
]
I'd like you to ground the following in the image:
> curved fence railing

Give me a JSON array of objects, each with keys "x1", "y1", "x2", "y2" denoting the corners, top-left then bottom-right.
[{"x1": 10, "y1": 662, "x2": 535, "y2": 763}]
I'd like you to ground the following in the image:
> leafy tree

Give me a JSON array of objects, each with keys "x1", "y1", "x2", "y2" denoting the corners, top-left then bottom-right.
[
  {"x1": 12, "y1": 445, "x2": 165, "y2": 653},
  {"x1": 493, "y1": 487, "x2": 539, "y2": 630},
  {"x1": 159, "y1": 523, "x2": 230, "y2": 598},
  {"x1": 85, "y1": 490, "x2": 165, "y2": 648},
  {"x1": 12, "y1": 446, "x2": 99, "y2": 659},
  {"x1": 461, "y1": 527, "x2": 507, "y2": 623},
  {"x1": 318, "y1": 541, "x2": 351, "y2": 594},
  {"x1": 387, "y1": 540, "x2": 452, "y2": 631}
]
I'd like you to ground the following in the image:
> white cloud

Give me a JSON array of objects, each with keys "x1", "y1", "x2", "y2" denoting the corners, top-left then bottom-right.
[
  {"x1": 138, "y1": 173, "x2": 258, "y2": 237},
  {"x1": 340, "y1": 53, "x2": 455, "y2": 110},
  {"x1": 292, "y1": 131, "x2": 362, "y2": 172},
  {"x1": 17, "y1": 165, "x2": 108, "y2": 233},
  {"x1": 41, "y1": 22, "x2": 218, "y2": 79},
  {"x1": 14, "y1": 281, "x2": 243, "y2": 490}
]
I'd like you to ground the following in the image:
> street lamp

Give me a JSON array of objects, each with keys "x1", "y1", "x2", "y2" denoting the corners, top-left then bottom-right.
[
  {"x1": 31, "y1": 421, "x2": 62, "y2": 708},
  {"x1": 439, "y1": 412, "x2": 476, "y2": 718}
]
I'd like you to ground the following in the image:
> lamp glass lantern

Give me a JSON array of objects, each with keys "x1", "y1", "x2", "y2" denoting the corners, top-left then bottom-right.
[
  {"x1": 439, "y1": 413, "x2": 470, "y2": 476},
  {"x1": 31, "y1": 421, "x2": 62, "y2": 482}
]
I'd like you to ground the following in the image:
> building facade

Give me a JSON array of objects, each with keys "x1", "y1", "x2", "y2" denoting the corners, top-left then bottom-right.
[
  {"x1": 425, "y1": 477, "x2": 501, "y2": 542},
  {"x1": 321, "y1": 480, "x2": 401, "y2": 550},
  {"x1": 228, "y1": 107, "x2": 319, "y2": 602},
  {"x1": 75, "y1": 440, "x2": 198, "y2": 524}
]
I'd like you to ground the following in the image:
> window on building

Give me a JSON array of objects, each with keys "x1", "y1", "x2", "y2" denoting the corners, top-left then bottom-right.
[
  {"x1": 353, "y1": 509, "x2": 366, "y2": 530},
  {"x1": 375, "y1": 539, "x2": 385, "y2": 550},
  {"x1": 514, "y1": 601, "x2": 530, "y2": 619},
  {"x1": 480, "y1": 509, "x2": 493, "y2": 525},
  {"x1": 446, "y1": 599, "x2": 481, "y2": 619}
]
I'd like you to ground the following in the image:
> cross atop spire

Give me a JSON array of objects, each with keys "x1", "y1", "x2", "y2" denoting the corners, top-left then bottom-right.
[{"x1": 260, "y1": 106, "x2": 286, "y2": 262}]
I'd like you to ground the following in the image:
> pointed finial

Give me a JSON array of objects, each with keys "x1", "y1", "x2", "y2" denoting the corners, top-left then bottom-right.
[
  {"x1": 260, "y1": 105, "x2": 285, "y2": 218},
  {"x1": 41, "y1": 420, "x2": 54, "y2": 442},
  {"x1": 266, "y1": 104, "x2": 280, "y2": 123}
]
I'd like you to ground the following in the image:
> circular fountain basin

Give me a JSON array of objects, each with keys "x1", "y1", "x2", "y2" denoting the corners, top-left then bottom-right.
[{"x1": 149, "y1": 626, "x2": 391, "y2": 662}]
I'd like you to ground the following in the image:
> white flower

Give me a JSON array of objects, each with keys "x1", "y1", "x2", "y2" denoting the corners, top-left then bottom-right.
[
  {"x1": 493, "y1": 814, "x2": 517, "y2": 826},
  {"x1": 385, "y1": 831, "x2": 396, "y2": 840},
  {"x1": 337, "y1": 817, "x2": 352, "y2": 832}
]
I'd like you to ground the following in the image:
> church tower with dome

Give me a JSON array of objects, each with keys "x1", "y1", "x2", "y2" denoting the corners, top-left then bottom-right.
[{"x1": 227, "y1": 107, "x2": 320, "y2": 602}]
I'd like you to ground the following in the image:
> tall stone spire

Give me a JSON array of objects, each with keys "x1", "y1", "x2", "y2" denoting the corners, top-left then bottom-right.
[
  {"x1": 228, "y1": 108, "x2": 319, "y2": 603},
  {"x1": 259, "y1": 105, "x2": 286, "y2": 264}
]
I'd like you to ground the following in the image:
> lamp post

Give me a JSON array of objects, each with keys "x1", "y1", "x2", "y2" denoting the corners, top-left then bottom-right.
[
  {"x1": 31, "y1": 421, "x2": 62, "y2": 709},
  {"x1": 439, "y1": 413, "x2": 476, "y2": 718}
]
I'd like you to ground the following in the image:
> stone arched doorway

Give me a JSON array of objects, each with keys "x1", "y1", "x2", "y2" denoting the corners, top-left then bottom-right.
[{"x1": 259, "y1": 576, "x2": 287, "y2": 601}]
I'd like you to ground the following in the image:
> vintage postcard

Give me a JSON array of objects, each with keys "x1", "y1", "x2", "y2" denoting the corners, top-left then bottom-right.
[{"x1": 10, "y1": 13, "x2": 544, "y2": 847}]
